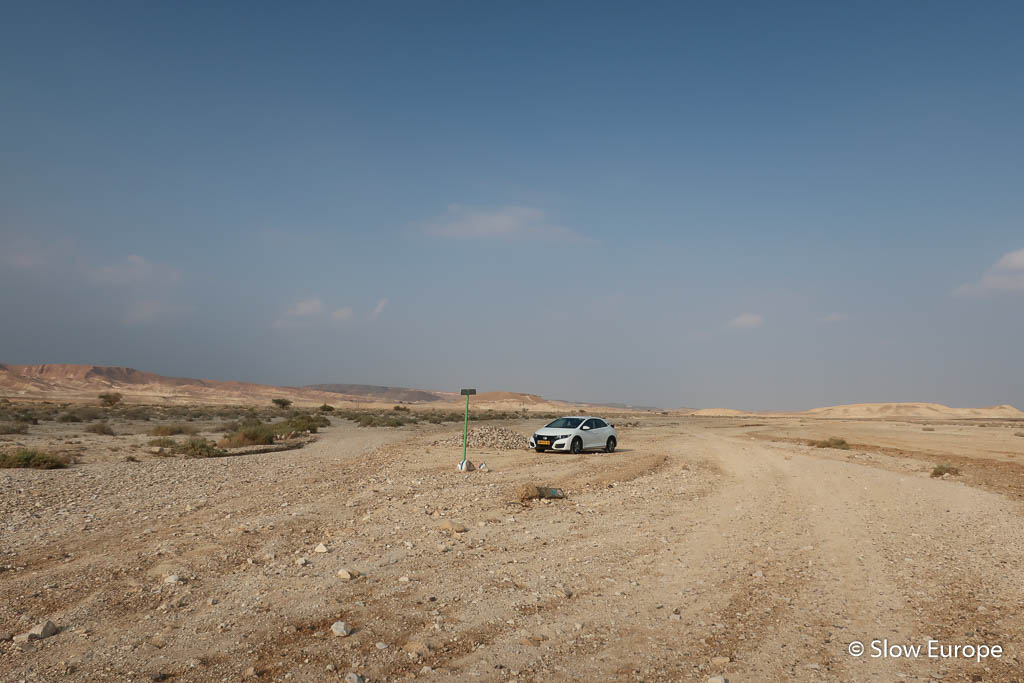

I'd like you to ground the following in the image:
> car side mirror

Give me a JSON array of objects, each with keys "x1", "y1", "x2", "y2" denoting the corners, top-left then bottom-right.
[{"x1": 581, "y1": 425, "x2": 590, "y2": 430}]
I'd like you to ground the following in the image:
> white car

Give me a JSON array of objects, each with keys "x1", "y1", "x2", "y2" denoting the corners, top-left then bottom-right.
[{"x1": 529, "y1": 416, "x2": 618, "y2": 454}]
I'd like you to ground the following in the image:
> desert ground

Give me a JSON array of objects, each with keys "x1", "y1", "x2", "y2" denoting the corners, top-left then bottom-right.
[{"x1": 3, "y1": 408, "x2": 1024, "y2": 682}]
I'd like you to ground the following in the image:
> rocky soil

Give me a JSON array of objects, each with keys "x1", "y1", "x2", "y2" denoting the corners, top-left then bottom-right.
[{"x1": 2, "y1": 417, "x2": 1024, "y2": 682}]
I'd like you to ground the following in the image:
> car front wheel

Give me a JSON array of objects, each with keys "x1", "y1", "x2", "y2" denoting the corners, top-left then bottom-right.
[
  {"x1": 605, "y1": 436, "x2": 616, "y2": 453},
  {"x1": 571, "y1": 437, "x2": 583, "y2": 454}
]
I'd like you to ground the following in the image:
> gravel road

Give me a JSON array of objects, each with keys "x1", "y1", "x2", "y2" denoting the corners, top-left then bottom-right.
[{"x1": 2, "y1": 418, "x2": 1022, "y2": 682}]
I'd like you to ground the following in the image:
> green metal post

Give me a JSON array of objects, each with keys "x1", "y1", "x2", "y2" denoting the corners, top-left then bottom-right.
[{"x1": 462, "y1": 393, "x2": 469, "y2": 465}]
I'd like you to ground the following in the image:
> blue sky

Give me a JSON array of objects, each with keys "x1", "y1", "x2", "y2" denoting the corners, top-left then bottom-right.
[{"x1": 2, "y1": 1, "x2": 1022, "y2": 409}]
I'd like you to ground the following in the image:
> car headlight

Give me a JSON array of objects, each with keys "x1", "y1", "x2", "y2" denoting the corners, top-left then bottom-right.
[{"x1": 557, "y1": 434, "x2": 570, "y2": 440}]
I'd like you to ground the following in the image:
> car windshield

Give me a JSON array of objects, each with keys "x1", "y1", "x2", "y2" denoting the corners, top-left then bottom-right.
[{"x1": 545, "y1": 417, "x2": 583, "y2": 429}]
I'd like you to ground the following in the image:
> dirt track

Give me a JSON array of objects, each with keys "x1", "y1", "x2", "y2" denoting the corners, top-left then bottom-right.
[{"x1": 3, "y1": 418, "x2": 1024, "y2": 682}]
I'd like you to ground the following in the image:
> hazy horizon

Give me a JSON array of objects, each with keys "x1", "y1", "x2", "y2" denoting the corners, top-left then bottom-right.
[{"x1": 2, "y1": 3, "x2": 1023, "y2": 411}]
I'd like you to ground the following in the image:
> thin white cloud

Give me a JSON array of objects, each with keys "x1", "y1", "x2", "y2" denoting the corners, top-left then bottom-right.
[
  {"x1": 728, "y1": 313, "x2": 764, "y2": 330},
  {"x1": 123, "y1": 300, "x2": 191, "y2": 324},
  {"x1": 90, "y1": 254, "x2": 181, "y2": 287},
  {"x1": 370, "y1": 298, "x2": 388, "y2": 320},
  {"x1": 821, "y1": 312, "x2": 848, "y2": 323},
  {"x1": 956, "y1": 248, "x2": 1024, "y2": 296},
  {"x1": 331, "y1": 306, "x2": 354, "y2": 321},
  {"x1": 285, "y1": 298, "x2": 323, "y2": 317},
  {"x1": 420, "y1": 204, "x2": 586, "y2": 241}
]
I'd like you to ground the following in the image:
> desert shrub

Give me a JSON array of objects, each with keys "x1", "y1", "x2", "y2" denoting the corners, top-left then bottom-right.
[
  {"x1": 218, "y1": 420, "x2": 241, "y2": 433},
  {"x1": 318, "y1": 404, "x2": 335, "y2": 412},
  {"x1": 809, "y1": 437, "x2": 850, "y2": 450},
  {"x1": 75, "y1": 406, "x2": 105, "y2": 421},
  {"x1": 117, "y1": 405, "x2": 154, "y2": 421},
  {"x1": 98, "y1": 392, "x2": 123, "y2": 407},
  {"x1": 393, "y1": 405, "x2": 410, "y2": 412},
  {"x1": 0, "y1": 422, "x2": 29, "y2": 435},
  {"x1": 278, "y1": 413, "x2": 329, "y2": 434},
  {"x1": 922, "y1": 427, "x2": 936, "y2": 432},
  {"x1": 271, "y1": 398, "x2": 293, "y2": 409},
  {"x1": 85, "y1": 422, "x2": 116, "y2": 436},
  {"x1": 57, "y1": 412, "x2": 82, "y2": 423},
  {"x1": 124, "y1": 454, "x2": 140, "y2": 462},
  {"x1": 148, "y1": 437, "x2": 178, "y2": 448},
  {"x1": 1015, "y1": 432, "x2": 1024, "y2": 438},
  {"x1": 0, "y1": 449, "x2": 70, "y2": 469},
  {"x1": 149, "y1": 423, "x2": 199, "y2": 436},
  {"x1": 219, "y1": 423, "x2": 277, "y2": 448},
  {"x1": 179, "y1": 437, "x2": 224, "y2": 458},
  {"x1": 15, "y1": 412, "x2": 39, "y2": 424},
  {"x1": 931, "y1": 464, "x2": 960, "y2": 478}
]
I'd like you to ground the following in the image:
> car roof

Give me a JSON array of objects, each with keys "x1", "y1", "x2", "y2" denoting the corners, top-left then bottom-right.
[{"x1": 558, "y1": 415, "x2": 602, "y2": 420}]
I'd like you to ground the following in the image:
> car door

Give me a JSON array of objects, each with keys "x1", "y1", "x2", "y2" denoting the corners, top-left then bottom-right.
[
  {"x1": 581, "y1": 419, "x2": 600, "y2": 449},
  {"x1": 589, "y1": 419, "x2": 609, "y2": 447}
]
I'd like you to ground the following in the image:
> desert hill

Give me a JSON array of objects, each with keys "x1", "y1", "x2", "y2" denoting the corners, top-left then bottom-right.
[
  {"x1": 804, "y1": 402, "x2": 1024, "y2": 419},
  {"x1": 0, "y1": 363, "x2": 597, "y2": 411},
  {"x1": 305, "y1": 383, "x2": 449, "y2": 403}
]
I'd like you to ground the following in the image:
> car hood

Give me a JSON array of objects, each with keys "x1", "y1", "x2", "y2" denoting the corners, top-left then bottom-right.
[{"x1": 533, "y1": 427, "x2": 576, "y2": 437}]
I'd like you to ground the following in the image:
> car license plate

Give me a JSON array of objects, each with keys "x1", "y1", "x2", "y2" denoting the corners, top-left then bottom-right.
[{"x1": 537, "y1": 440, "x2": 551, "y2": 446}]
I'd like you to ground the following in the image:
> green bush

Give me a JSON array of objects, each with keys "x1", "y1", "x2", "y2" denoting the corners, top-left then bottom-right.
[
  {"x1": 149, "y1": 423, "x2": 200, "y2": 436},
  {"x1": 0, "y1": 449, "x2": 70, "y2": 469},
  {"x1": 271, "y1": 398, "x2": 293, "y2": 409},
  {"x1": 98, "y1": 392, "x2": 123, "y2": 407},
  {"x1": 809, "y1": 437, "x2": 850, "y2": 450},
  {"x1": 0, "y1": 422, "x2": 29, "y2": 435},
  {"x1": 85, "y1": 422, "x2": 116, "y2": 436},
  {"x1": 318, "y1": 404, "x2": 335, "y2": 412},
  {"x1": 932, "y1": 464, "x2": 960, "y2": 477},
  {"x1": 179, "y1": 437, "x2": 224, "y2": 458},
  {"x1": 219, "y1": 423, "x2": 276, "y2": 448},
  {"x1": 147, "y1": 437, "x2": 178, "y2": 448}
]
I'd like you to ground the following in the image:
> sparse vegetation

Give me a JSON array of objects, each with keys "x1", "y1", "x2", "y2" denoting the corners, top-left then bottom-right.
[
  {"x1": 272, "y1": 398, "x2": 293, "y2": 409},
  {"x1": 931, "y1": 464, "x2": 960, "y2": 478},
  {"x1": 85, "y1": 422, "x2": 116, "y2": 435},
  {"x1": 922, "y1": 426, "x2": 935, "y2": 432},
  {"x1": 147, "y1": 437, "x2": 178, "y2": 448},
  {"x1": 0, "y1": 449, "x2": 70, "y2": 469},
  {"x1": 98, "y1": 392, "x2": 123, "y2": 407},
  {"x1": 809, "y1": 437, "x2": 851, "y2": 450},
  {"x1": 179, "y1": 437, "x2": 224, "y2": 458},
  {"x1": 219, "y1": 423, "x2": 276, "y2": 448},
  {"x1": 0, "y1": 422, "x2": 29, "y2": 435},
  {"x1": 57, "y1": 412, "x2": 82, "y2": 423},
  {"x1": 1016, "y1": 432, "x2": 1024, "y2": 437},
  {"x1": 393, "y1": 405, "x2": 410, "y2": 412},
  {"x1": 318, "y1": 404, "x2": 335, "y2": 412},
  {"x1": 149, "y1": 423, "x2": 200, "y2": 436}
]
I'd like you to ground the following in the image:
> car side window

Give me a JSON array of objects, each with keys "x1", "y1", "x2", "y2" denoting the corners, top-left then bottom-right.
[
  {"x1": 593, "y1": 419, "x2": 607, "y2": 428},
  {"x1": 583, "y1": 419, "x2": 599, "y2": 429}
]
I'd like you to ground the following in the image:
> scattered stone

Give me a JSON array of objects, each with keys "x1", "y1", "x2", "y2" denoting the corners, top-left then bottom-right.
[
  {"x1": 337, "y1": 568, "x2": 360, "y2": 580},
  {"x1": 707, "y1": 677, "x2": 729, "y2": 683},
  {"x1": 555, "y1": 586, "x2": 573, "y2": 598},
  {"x1": 345, "y1": 674, "x2": 364, "y2": 683},
  {"x1": 331, "y1": 621, "x2": 352, "y2": 637},
  {"x1": 315, "y1": 543, "x2": 328, "y2": 553},
  {"x1": 375, "y1": 641, "x2": 388, "y2": 649},
  {"x1": 404, "y1": 640, "x2": 431, "y2": 657},
  {"x1": 243, "y1": 666, "x2": 259, "y2": 678},
  {"x1": 458, "y1": 460, "x2": 475, "y2": 472},
  {"x1": 296, "y1": 557, "x2": 310, "y2": 567},
  {"x1": 326, "y1": 664, "x2": 336, "y2": 672},
  {"x1": 711, "y1": 656, "x2": 731, "y2": 666},
  {"x1": 399, "y1": 575, "x2": 410, "y2": 583},
  {"x1": 164, "y1": 575, "x2": 182, "y2": 585},
  {"x1": 431, "y1": 427, "x2": 529, "y2": 450},
  {"x1": 438, "y1": 520, "x2": 468, "y2": 534}
]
